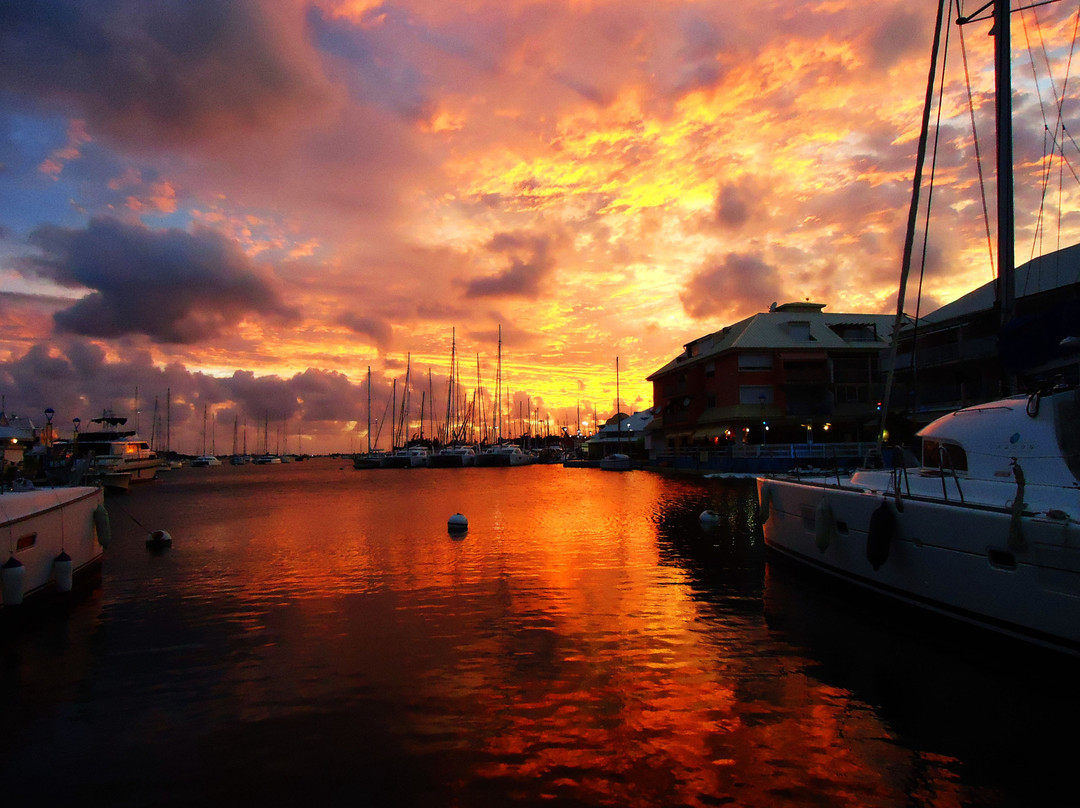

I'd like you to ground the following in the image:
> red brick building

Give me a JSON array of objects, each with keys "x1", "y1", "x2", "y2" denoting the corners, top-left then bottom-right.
[{"x1": 647, "y1": 302, "x2": 897, "y2": 456}]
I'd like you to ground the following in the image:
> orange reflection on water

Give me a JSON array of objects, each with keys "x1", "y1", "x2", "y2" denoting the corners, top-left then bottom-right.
[{"x1": 113, "y1": 462, "x2": 971, "y2": 805}]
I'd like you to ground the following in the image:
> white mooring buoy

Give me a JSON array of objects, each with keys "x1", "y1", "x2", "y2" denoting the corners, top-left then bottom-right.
[
  {"x1": 447, "y1": 513, "x2": 468, "y2": 535},
  {"x1": 146, "y1": 529, "x2": 173, "y2": 549},
  {"x1": 699, "y1": 509, "x2": 721, "y2": 526}
]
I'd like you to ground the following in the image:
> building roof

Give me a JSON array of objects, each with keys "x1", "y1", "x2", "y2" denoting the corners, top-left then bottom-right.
[
  {"x1": 588, "y1": 410, "x2": 655, "y2": 442},
  {"x1": 917, "y1": 243, "x2": 1080, "y2": 326},
  {"x1": 648, "y1": 302, "x2": 895, "y2": 380}
]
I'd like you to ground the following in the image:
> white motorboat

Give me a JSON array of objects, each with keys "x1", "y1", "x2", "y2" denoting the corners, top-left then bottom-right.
[
  {"x1": 758, "y1": 387, "x2": 1080, "y2": 653},
  {"x1": 192, "y1": 455, "x2": 222, "y2": 467},
  {"x1": 429, "y1": 446, "x2": 476, "y2": 468},
  {"x1": 476, "y1": 444, "x2": 532, "y2": 467},
  {"x1": 406, "y1": 446, "x2": 430, "y2": 467},
  {"x1": 0, "y1": 412, "x2": 39, "y2": 465},
  {"x1": 600, "y1": 453, "x2": 632, "y2": 471},
  {"x1": 52, "y1": 412, "x2": 159, "y2": 485},
  {"x1": 253, "y1": 454, "x2": 282, "y2": 465},
  {"x1": 0, "y1": 484, "x2": 108, "y2": 607}
]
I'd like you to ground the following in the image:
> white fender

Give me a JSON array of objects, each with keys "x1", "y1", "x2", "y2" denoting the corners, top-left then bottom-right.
[
  {"x1": 53, "y1": 551, "x2": 73, "y2": 593},
  {"x1": 814, "y1": 499, "x2": 837, "y2": 553},
  {"x1": 93, "y1": 504, "x2": 112, "y2": 549},
  {"x1": 2, "y1": 556, "x2": 25, "y2": 606}
]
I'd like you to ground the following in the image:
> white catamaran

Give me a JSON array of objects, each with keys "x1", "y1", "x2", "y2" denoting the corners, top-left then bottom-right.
[{"x1": 757, "y1": 0, "x2": 1080, "y2": 655}]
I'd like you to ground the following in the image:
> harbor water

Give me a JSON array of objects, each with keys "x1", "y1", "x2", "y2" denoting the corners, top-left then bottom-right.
[{"x1": 2, "y1": 459, "x2": 1077, "y2": 807}]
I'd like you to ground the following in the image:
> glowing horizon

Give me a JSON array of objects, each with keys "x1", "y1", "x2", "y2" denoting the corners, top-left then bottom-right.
[{"x1": 2, "y1": 0, "x2": 1079, "y2": 454}]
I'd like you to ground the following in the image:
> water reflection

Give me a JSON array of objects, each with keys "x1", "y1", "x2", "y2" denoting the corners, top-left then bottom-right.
[{"x1": 0, "y1": 461, "x2": 1070, "y2": 806}]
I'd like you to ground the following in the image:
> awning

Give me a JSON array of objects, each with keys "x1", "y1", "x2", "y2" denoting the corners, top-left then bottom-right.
[{"x1": 693, "y1": 426, "x2": 729, "y2": 439}]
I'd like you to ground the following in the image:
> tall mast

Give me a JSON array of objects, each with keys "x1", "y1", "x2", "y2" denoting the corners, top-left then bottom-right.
[
  {"x1": 446, "y1": 329, "x2": 456, "y2": 443},
  {"x1": 994, "y1": 0, "x2": 1015, "y2": 328},
  {"x1": 495, "y1": 325, "x2": 502, "y2": 443},
  {"x1": 616, "y1": 356, "x2": 622, "y2": 451},
  {"x1": 367, "y1": 366, "x2": 372, "y2": 454}
]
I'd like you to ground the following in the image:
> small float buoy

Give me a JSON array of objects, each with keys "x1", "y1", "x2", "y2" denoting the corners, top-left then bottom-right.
[
  {"x1": 146, "y1": 529, "x2": 172, "y2": 549},
  {"x1": 2, "y1": 555, "x2": 26, "y2": 606},
  {"x1": 447, "y1": 513, "x2": 468, "y2": 535},
  {"x1": 53, "y1": 551, "x2": 73, "y2": 593},
  {"x1": 699, "y1": 509, "x2": 721, "y2": 526}
]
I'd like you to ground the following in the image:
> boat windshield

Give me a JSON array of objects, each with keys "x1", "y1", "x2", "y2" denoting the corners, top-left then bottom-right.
[{"x1": 922, "y1": 439, "x2": 968, "y2": 472}]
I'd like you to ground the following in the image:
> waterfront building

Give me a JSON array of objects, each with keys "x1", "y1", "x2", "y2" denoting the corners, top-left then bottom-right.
[
  {"x1": 892, "y1": 243, "x2": 1080, "y2": 424},
  {"x1": 583, "y1": 410, "x2": 655, "y2": 461},
  {"x1": 647, "y1": 302, "x2": 895, "y2": 471}
]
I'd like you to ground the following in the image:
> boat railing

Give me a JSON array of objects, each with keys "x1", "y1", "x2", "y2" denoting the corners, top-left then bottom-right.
[{"x1": 936, "y1": 445, "x2": 965, "y2": 503}]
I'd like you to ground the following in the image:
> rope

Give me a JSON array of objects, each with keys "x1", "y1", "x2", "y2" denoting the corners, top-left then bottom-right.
[
  {"x1": 909, "y1": 0, "x2": 956, "y2": 412},
  {"x1": 106, "y1": 498, "x2": 154, "y2": 534}
]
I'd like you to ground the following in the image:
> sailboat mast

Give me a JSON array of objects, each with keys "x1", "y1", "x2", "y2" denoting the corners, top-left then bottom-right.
[
  {"x1": 616, "y1": 356, "x2": 622, "y2": 451},
  {"x1": 994, "y1": 0, "x2": 1015, "y2": 327},
  {"x1": 446, "y1": 329, "x2": 455, "y2": 443},
  {"x1": 496, "y1": 326, "x2": 502, "y2": 443},
  {"x1": 367, "y1": 366, "x2": 372, "y2": 454}
]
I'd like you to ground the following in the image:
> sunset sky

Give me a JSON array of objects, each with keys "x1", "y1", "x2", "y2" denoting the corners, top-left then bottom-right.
[{"x1": 2, "y1": 0, "x2": 1079, "y2": 454}]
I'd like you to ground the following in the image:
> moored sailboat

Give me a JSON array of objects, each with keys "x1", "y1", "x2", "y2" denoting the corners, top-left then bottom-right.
[{"x1": 757, "y1": 0, "x2": 1080, "y2": 655}]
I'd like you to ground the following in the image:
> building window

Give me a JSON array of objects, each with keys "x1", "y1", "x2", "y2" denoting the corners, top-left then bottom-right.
[
  {"x1": 740, "y1": 386, "x2": 774, "y2": 405},
  {"x1": 738, "y1": 353, "x2": 773, "y2": 371},
  {"x1": 787, "y1": 321, "x2": 811, "y2": 341},
  {"x1": 706, "y1": 394, "x2": 717, "y2": 408},
  {"x1": 705, "y1": 361, "x2": 715, "y2": 377},
  {"x1": 834, "y1": 384, "x2": 868, "y2": 404}
]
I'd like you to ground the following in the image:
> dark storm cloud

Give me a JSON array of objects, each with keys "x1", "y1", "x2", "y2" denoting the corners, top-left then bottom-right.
[
  {"x1": 463, "y1": 232, "x2": 559, "y2": 300},
  {"x1": 337, "y1": 313, "x2": 394, "y2": 352},
  {"x1": 0, "y1": 0, "x2": 325, "y2": 145},
  {"x1": 715, "y1": 182, "x2": 752, "y2": 229},
  {"x1": 680, "y1": 252, "x2": 780, "y2": 319},
  {"x1": 25, "y1": 217, "x2": 298, "y2": 344}
]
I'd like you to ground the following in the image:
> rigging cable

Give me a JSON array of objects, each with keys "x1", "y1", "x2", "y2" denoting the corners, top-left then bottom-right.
[
  {"x1": 909, "y1": 0, "x2": 958, "y2": 412},
  {"x1": 959, "y1": 14, "x2": 998, "y2": 281}
]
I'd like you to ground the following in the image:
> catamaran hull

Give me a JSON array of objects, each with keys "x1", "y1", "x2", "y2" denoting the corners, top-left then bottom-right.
[{"x1": 758, "y1": 476, "x2": 1080, "y2": 654}]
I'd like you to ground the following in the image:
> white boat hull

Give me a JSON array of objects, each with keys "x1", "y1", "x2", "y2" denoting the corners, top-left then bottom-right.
[
  {"x1": 758, "y1": 475, "x2": 1080, "y2": 653},
  {"x1": 0, "y1": 486, "x2": 106, "y2": 607}
]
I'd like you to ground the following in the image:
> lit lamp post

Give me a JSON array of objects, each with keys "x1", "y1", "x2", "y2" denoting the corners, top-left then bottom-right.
[
  {"x1": 72, "y1": 417, "x2": 80, "y2": 440},
  {"x1": 43, "y1": 407, "x2": 55, "y2": 447},
  {"x1": 759, "y1": 395, "x2": 767, "y2": 444}
]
